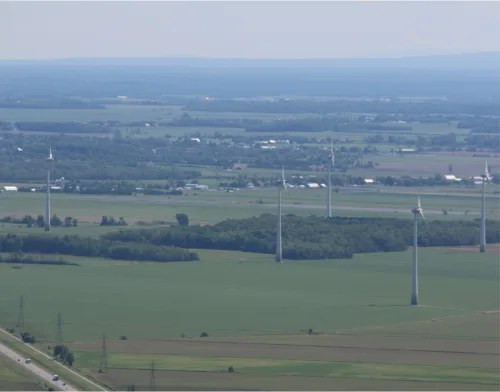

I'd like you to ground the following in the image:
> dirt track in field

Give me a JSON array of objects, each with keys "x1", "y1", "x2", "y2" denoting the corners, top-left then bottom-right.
[{"x1": 99, "y1": 368, "x2": 494, "y2": 391}]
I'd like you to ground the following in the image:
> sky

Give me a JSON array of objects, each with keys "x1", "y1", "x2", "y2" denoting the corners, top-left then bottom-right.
[{"x1": 1, "y1": 0, "x2": 499, "y2": 60}]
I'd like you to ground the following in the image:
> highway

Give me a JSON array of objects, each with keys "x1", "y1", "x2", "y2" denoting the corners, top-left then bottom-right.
[
  {"x1": 0, "y1": 328, "x2": 107, "y2": 391},
  {"x1": 0, "y1": 341, "x2": 75, "y2": 391}
]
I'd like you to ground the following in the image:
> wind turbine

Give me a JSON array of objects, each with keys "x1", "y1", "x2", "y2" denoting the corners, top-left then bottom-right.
[
  {"x1": 410, "y1": 194, "x2": 425, "y2": 306},
  {"x1": 480, "y1": 160, "x2": 488, "y2": 253},
  {"x1": 276, "y1": 166, "x2": 287, "y2": 263},
  {"x1": 326, "y1": 140, "x2": 334, "y2": 218},
  {"x1": 45, "y1": 147, "x2": 54, "y2": 231}
]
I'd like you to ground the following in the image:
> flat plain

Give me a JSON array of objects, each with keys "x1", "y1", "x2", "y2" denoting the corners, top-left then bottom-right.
[{"x1": 0, "y1": 247, "x2": 498, "y2": 390}]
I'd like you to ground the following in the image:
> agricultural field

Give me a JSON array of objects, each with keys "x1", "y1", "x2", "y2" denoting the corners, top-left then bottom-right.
[
  {"x1": 1, "y1": 67, "x2": 499, "y2": 391},
  {"x1": 0, "y1": 247, "x2": 498, "y2": 390},
  {"x1": 0, "y1": 185, "x2": 498, "y2": 228}
]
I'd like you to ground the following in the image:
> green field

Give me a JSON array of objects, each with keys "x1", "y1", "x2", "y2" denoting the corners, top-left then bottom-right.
[
  {"x1": 0, "y1": 352, "x2": 44, "y2": 391},
  {"x1": 0, "y1": 247, "x2": 498, "y2": 390},
  {"x1": 1, "y1": 102, "x2": 499, "y2": 390},
  {"x1": 1, "y1": 188, "x2": 498, "y2": 230}
]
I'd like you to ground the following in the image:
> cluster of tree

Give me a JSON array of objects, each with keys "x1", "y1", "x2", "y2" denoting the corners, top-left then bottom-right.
[
  {"x1": 12, "y1": 122, "x2": 111, "y2": 134},
  {"x1": 168, "y1": 113, "x2": 260, "y2": 129},
  {"x1": 0, "y1": 233, "x2": 199, "y2": 262},
  {"x1": 102, "y1": 215, "x2": 500, "y2": 260},
  {"x1": 0, "y1": 98, "x2": 104, "y2": 109},
  {"x1": 53, "y1": 345, "x2": 75, "y2": 366},
  {"x1": 184, "y1": 99, "x2": 500, "y2": 116},
  {"x1": 175, "y1": 213, "x2": 189, "y2": 226},
  {"x1": 0, "y1": 253, "x2": 79, "y2": 266},
  {"x1": 0, "y1": 214, "x2": 77, "y2": 228},
  {"x1": 369, "y1": 114, "x2": 453, "y2": 123},
  {"x1": 21, "y1": 332, "x2": 36, "y2": 344},
  {"x1": 457, "y1": 117, "x2": 500, "y2": 134},
  {"x1": 0, "y1": 135, "x2": 205, "y2": 181},
  {"x1": 244, "y1": 116, "x2": 412, "y2": 133},
  {"x1": 100, "y1": 216, "x2": 128, "y2": 226}
]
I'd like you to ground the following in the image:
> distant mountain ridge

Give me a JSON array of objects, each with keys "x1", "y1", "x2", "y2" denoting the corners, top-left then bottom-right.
[{"x1": 1, "y1": 51, "x2": 499, "y2": 70}]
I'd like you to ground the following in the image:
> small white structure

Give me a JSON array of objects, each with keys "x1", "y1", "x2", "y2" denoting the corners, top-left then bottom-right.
[
  {"x1": 444, "y1": 174, "x2": 456, "y2": 181},
  {"x1": 184, "y1": 184, "x2": 209, "y2": 191},
  {"x1": 364, "y1": 179, "x2": 374, "y2": 184},
  {"x1": 190, "y1": 138, "x2": 201, "y2": 143},
  {"x1": 2, "y1": 186, "x2": 18, "y2": 192},
  {"x1": 307, "y1": 183, "x2": 320, "y2": 189}
]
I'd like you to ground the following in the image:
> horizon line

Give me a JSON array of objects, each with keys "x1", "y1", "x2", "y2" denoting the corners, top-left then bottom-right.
[{"x1": 1, "y1": 50, "x2": 499, "y2": 63}]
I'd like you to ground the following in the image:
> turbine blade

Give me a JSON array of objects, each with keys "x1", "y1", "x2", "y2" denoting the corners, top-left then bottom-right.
[
  {"x1": 420, "y1": 210, "x2": 425, "y2": 220},
  {"x1": 417, "y1": 194, "x2": 421, "y2": 209}
]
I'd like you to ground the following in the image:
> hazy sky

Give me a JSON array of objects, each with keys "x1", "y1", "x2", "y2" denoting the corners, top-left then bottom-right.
[{"x1": 1, "y1": 1, "x2": 499, "y2": 60}]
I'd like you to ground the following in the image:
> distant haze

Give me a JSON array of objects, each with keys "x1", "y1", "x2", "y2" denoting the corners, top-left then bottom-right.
[{"x1": 1, "y1": 1, "x2": 500, "y2": 60}]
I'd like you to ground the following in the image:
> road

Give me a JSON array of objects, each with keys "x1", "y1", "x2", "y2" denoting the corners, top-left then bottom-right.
[
  {"x1": 0, "y1": 341, "x2": 75, "y2": 391},
  {"x1": 0, "y1": 328, "x2": 107, "y2": 391}
]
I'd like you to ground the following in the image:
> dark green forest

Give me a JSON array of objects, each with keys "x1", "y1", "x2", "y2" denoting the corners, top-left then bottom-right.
[
  {"x1": 103, "y1": 215, "x2": 500, "y2": 260},
  {"x1": 0, "y1": 234, "x2": 199, "y2": 262}
]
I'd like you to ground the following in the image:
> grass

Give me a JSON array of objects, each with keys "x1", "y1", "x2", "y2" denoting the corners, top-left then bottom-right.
[
  {"x1": 0, "y1": 247, "x2": 497, "y2": 390},
  {"x1": 0, "y1": 352, "x2": 45, "y2": 391},
  {"x1": 0, "y1": 188, "x2": 497, "y2": 231},
  {"x1": 0, "y1": 248, "x2": 497, "y2": 341},
  {"x1": 72, "y1": 352, "x2": 499, "y2": 385},
  {"x1": 0, "y1": 331, "x2": 98, "y2": 391}
]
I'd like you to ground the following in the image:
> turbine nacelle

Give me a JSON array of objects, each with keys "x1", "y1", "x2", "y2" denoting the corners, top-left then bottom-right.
[
  {"x1": 279, "y1": 165, "x2": 287, "y2": 190},
  {"x1": 46, "y1": 146, "x2": 54, "y2": 162},
  {"x1": 411, "y1": 195, "x2": 425, "y2": 219}
]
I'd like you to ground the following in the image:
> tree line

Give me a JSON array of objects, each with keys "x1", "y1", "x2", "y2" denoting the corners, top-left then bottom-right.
[
  {"x1": 0, "y1": 98, "x2": 104, "y2": 110},
  {"x1": 102, "y1": 215, "x2": 500, "y2": 260},
  {"x1": 0, "y1": 234, "x2": 199, "y2": 262},
  {"x1": 183, "y1": 99, "x2": 500, "y2": 116},
  {"x1": 14, "y1": 122, "x2": 111, "y2": 134}
]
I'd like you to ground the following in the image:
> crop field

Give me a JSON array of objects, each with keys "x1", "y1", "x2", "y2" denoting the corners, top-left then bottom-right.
[
  {"x1": 354, "y1": 153, "x2": 500, "y2": 178},
  {"x1": 0, "y1": 187, "x2": 498, "y2": 228},
  {"x1": 0, "y1": 247, "x2": 498, "y2": 390}
]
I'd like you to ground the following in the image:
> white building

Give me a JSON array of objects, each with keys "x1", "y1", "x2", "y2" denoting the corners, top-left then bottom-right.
[
  {"x1": 185, "y1": 184, "x2": 209, "y2": 191},
  {"x1": 1, "y1": 186, "x2": 18, "y2": 192}
]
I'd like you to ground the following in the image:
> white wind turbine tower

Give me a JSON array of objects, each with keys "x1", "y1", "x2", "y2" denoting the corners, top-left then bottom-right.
[
  {"x1": 276, "y1": 166, "x2": 287, "y2": 263},
  {"x1": 410, "y1": 195, "x2": 425, "y2": 306},
  {"x1": 480, "y1": 160, "x2": 489, "y2": 253},
  {"x1": 45, "y1": 147, "x2": 54, "y2": 231},
  {"x1": 326, "y1": 140, "x2": 335, "y2": 218}
]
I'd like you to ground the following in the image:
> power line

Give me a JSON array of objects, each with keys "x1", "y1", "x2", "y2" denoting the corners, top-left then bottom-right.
[
  {"x1": 149, "y1": 359, "x2": 156, "y2": 391},
  {"x1": 56, "y1": 312, "x2": 63, "y2": 342},
  {"x1": 17, "y1": 295, "x2": 24, "y2": 328},
  {"x1": 99, "y1": 333, "x2": 108, "y2": 373}
]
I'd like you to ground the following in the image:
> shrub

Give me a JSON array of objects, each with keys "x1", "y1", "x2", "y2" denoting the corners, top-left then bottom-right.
[
  {"x1": 21, "y1": 332, "x2": 36, "y2": 344},
  {"x1": 200, "y1": 332, "x2": 209, "y2": 338},
  {"x1": 228, "y1": 366, "x2": 234, "y2": 373}
]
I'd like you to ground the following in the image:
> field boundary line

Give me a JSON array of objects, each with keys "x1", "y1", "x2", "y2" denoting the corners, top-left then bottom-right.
[
  {"x1": 0, "y1": 327, "x2": 108, "y2": 391},
  {"x1": 158, "y1": 338, "x2": 499, "y2": 356}
]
